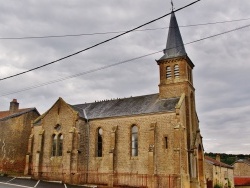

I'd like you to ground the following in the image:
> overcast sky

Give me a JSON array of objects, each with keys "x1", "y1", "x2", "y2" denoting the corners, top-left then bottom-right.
[{"x1": 0, "y1": 0, "x2": 250, "y2": 154}]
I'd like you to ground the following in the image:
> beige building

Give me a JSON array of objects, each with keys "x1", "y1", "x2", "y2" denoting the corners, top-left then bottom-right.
[
  {"x1": 0, "y1": 99, "x2": 40, "y2": 174},
  {"x1": 233, "y1": 159, "x2": 250, "y2": 188},
  {"x1": 233, "y1": 159, "x2": 250, "y2": 177},
  {"x1": 26, "y1": 11, "x2": 206, "y2": 188},
  {"x1": 205, "y1": 156, "x2": 234, "y2": 188}
]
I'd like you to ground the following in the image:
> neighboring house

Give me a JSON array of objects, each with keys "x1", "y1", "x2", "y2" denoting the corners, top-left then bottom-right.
[
  {"x1": 234, "y1": 176, "x2": 250, "y2": 188},
  {"x1": 0, "y1": 99, "x2": 40, "y2": 174},
  {"x1": 25, "y1": 11, "x2": 206, "y2": 188},
  {"x1": 205, "y1": 155, "x2": 234, "y2": 188},
  {"x1": 233, "y1": 159, "x2": 250, "y2": 188},
  {"x1": 233, "y1": 159, "x2": 250, "y2": 176}
]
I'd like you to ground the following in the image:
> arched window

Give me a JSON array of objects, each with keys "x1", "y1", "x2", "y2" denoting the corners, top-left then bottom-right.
[
  {"x1": 174, "y1": 64, "x2": 180, "y2": 77},
  {"x1": 52, "y1": 134, "x2": 57, "y2": 156},
  {"x1": 166, "y1": 66, "x2": 171, "y2": 79},
  {"x1": 51, "y1": 134, "x2": 63, "y2": 156},
  {"x1": 131, "y1": 125, "x2": 138, "y2": 156},
  {"x1": 97, "y1": 128, "x2": 103, "y2": 157},
  {"x1": 58, "y1": 134, "x2": 63, "y2": 156}
]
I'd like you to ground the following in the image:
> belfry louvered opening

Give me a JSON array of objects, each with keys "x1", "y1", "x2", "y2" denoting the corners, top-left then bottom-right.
[
  {"x1": 166, "y1": 66, "x2": 171, "y2": 79},
  {"x1": 174, "y1": 64, "x2": 180, "y2": 77}
]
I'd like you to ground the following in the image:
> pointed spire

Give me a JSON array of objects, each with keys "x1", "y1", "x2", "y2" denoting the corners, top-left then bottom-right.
[{"x1": 160, "y1": 11, "x2": 186, "y2": 60}]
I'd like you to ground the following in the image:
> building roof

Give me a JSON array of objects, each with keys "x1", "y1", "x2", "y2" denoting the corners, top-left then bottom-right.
[
  {"x1": 234, "y1": 176, "x2": 250, "y2": 186},
  {"x1": 234, "y1": 159, "x2": 250, "y2": 166},
  {"x1": 205, "y1": 156, "x2": 234, "y2": 169},
  {"x1": 159, "y1": 11, "x2": 186, "y2": 60},
  {"x1": 71, "y1": 93, "x2": 180, "y2": 120},
  {"x1": 0, "y1": 108, "x2": 39, "y2": 121}
]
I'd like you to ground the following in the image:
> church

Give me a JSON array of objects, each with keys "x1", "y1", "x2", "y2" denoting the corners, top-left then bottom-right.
[{"x1": 25, "y1": 11, "x2": 206, "y2": 188}]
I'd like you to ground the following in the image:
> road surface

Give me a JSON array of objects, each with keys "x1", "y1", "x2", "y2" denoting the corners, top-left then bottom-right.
[{"x1": 0, "y1": 176, "x2": 93, "y2": 188}]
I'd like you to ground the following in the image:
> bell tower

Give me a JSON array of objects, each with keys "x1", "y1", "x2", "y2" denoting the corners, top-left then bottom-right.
[
  {"x1": 156, "y1": 10, "x2": 205, "y2": 187},
  {"x1": 156, "y1": 11, "x2": 195, "y2": 99}
]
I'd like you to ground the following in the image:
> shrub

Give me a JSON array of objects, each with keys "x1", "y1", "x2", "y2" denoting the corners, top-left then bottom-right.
[{"x1": 214, "y1": 184, "x2": 222, "y2": 188}]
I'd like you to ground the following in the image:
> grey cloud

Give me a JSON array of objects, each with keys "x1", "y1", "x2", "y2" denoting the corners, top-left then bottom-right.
[{"x1": 0, "y1": 0, "x2": 250, "y2": 154}]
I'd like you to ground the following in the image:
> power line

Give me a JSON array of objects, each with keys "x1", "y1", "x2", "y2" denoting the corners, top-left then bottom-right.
[
  {"x1": 0, "y1": 17, "x2": 249, "y2": 40},
  {"x1": 0, "y1": 0, "x2": 201, "y2": 81},
  {"x1": 1, "y1": 22, "x2": 250, "y2": 97},
  {"x1": 179, "y1": 17, "x2": 250, "y2": 28},
  {"x1": 185, "y1": 23, "x2": 250, "y2": 45},
  {"x1": 0, "y1": 51, "x2": 162, "y2": 96}
]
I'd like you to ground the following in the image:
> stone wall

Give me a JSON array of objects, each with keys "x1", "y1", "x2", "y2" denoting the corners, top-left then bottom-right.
[
  {"x1": 0, "y1": 110, "x2": 39, "y2": 174},
  {"x1": 30, "y1": 98, "x2": 79, "y2": 182},
  {"x1": 205, "y1": 162, "x2": 234, "y2": 188},
  {"x1": 87, "y1": 113, "x2": 180, "y2": 175},
  {"x1": 29, "y1": 96, "x2": 194, "y2": 188},
  {"x1": 234, "y1": 162, "x2": 250, "y2": 176}
]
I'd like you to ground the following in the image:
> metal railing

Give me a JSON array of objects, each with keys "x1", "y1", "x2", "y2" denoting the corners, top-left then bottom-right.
[{"x1": 2, "y1": 164, "x2": 180, "y2": 188}]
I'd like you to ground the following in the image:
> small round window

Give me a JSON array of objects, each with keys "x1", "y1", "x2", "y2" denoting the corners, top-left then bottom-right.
[{"x1": 54, "y1": 124, "x2": 61, "y2": 131}]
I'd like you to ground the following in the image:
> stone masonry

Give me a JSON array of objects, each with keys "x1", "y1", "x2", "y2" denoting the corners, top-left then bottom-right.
[{"x1": 0, "y1": 99, "x2": 39, "y2": 174}]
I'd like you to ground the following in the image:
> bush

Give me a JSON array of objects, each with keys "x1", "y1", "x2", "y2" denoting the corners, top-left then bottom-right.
[{"x1": 214, "y1": 184, "x2": 222, "y2": 188}]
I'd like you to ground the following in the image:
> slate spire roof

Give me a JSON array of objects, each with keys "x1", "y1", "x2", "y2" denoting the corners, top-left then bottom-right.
[{"x1": 160, "y1": 11, "x2": 186, "y2": 60}]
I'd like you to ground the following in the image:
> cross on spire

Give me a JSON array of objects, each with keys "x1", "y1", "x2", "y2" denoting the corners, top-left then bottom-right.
[{"x1": 171, "y1": 0, "x2": 174, "y2": 11}]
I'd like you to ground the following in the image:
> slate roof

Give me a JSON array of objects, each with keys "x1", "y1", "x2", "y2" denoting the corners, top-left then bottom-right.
[
  {"x1": 234, "y1": 159, "x2": 250, "y2": 166},
  {"x1": 0, "y1": 108, "x2": 39, "y2": 121},
  {"x1": 205, "y1": 156, "x2": 234, "y2": 169},
  {"x1": 71, "y1": 93, "x2": 180, "y2": 120},
  {"x1": 234, "y1": 176, "x2": 250, "y2": 186},
  {"x1": 160, "y1": 11, "x2": 186, "y2": 60}
]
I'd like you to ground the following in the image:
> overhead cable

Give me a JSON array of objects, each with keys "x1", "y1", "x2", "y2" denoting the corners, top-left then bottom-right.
[
  {"x1": 0, "y1": 0, "x2": 201, "y2": 81},
  {"x1": 0, "y1": 18, "x2": 249, "y2": 40},
  {"x1": 1, "y1": 22, "x2": 250, "y2": 97}
]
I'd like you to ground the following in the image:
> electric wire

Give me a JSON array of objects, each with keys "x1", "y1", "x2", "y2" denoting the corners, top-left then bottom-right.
[
  {"x1": 1, "y1": 22, "x2": 250, "y2": 97},
  {"x1": 0, "y1": 18, "x2": 249, "y2": 40},
  {"x1": 0, "y1": 0, "x2": 201, "y2": 81},
  {"x1": 0, "y1": 51, "x2": 162, "y2": 96}
]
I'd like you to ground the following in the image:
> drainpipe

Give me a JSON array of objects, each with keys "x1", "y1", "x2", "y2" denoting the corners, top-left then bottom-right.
[{"x1": 83, "y1": 109, "x2": 90, "y2": 183}]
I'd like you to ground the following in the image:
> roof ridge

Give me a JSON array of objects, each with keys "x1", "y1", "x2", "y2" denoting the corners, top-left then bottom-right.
[
  {"x1": 0, "y1": 107, "x2": 38, "y2": 121},
  {"x1": 72, "y1": 93, "x2": 159, "y2": 106},
  {"x1": 70, "y1": 94, "x2": 180, "y2": 120},
  {"x1": 0, "y1": 107, "x2": 34, "y2": 113},
  {"x1": 205, "y1": 156, "x2": 233, "y2": 168}
]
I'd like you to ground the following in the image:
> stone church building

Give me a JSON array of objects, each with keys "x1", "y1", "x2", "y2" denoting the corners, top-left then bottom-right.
[{"x1": 25, "y1": 11, "x2": 205, "y2": 188}]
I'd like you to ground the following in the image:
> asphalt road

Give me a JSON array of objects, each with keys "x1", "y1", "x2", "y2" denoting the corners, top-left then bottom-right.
[{"x1": 0, "y1": 176, "x2": 93, "y2": 188}]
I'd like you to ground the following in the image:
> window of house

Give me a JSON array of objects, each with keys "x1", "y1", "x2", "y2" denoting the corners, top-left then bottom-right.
[
  {"x1": 166, "y1": 66, "x2": 171, "y2": 79},
  {"x1": 174, "y1": 64, "x2": 180, "y2": 77},
  {"x1": 51, "y1": 134, "x2": 63, "y2": 157},
  {"x1": 97, "y1": 128, "x2": 103, "y2": 157},
  {"x1": 131, "y1": 125, "x2": 138, "y2": 156}
]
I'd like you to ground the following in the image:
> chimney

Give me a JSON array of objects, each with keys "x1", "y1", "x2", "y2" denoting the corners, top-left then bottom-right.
[
  {"x1": 9, "y1": 99, "x2": 19, "y2": 114},
  {"x1": 216, "y1": 154, "x2": 221, "y2": 162}
]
